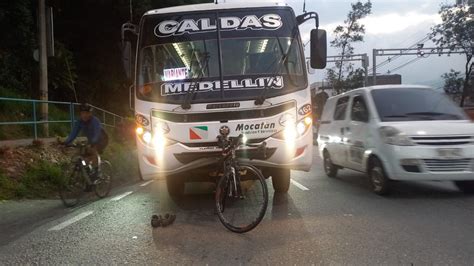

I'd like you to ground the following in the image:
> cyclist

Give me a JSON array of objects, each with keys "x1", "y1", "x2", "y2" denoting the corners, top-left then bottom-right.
[{"x1": 63, "y1": 103, "x2": 109, "y2": 177}]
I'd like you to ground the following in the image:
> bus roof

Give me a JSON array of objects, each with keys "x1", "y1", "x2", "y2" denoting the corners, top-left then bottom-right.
[{"x1": 144, "y1": 2, "x2": 289, "y2": 16}]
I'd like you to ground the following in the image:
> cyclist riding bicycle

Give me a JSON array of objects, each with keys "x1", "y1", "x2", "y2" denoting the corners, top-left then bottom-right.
[{"x1": 63, "y1": 103, "x2": 109, "y2": 177}]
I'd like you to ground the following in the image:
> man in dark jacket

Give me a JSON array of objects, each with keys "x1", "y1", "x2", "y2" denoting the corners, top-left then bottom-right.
[{"x1": 64, "y1": 103, "x2": 108, "y2": 170}]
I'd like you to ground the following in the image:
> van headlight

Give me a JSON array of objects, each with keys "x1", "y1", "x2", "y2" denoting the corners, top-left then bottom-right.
[
  {"x1": 274, "y1": 116, "x2": 312, "y2": 141},
  {"x1": 379, "y1": 126, "x2": 414, "y2": 146}
]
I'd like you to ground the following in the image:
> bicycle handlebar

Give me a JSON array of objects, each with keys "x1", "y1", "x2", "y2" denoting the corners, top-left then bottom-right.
[{"x1": 218, "y1": 134, "x2": 266, "y2": 154}]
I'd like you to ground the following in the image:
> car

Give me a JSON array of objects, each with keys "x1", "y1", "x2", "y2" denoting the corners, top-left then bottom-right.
[{"x1": 317, "y1": 85, "x2": 474, "y2": 195}]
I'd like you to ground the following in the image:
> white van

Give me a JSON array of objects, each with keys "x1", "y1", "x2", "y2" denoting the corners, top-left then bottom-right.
[{"x1": 317, "y1": 85, "x2": 474, "y2": 195}]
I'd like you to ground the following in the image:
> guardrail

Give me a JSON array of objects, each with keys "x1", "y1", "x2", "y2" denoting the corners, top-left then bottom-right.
[{"x1": 0, "y1": 97, "x2": 124, "y2": 140}]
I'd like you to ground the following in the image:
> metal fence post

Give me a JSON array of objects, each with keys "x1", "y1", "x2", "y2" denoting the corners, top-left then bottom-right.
[
  {"x1": 70, "y1": 103, "x2": 74, "y2": 130},
  {"x1": 32, "y1": 101, "x2": 38, "y2": 139}
]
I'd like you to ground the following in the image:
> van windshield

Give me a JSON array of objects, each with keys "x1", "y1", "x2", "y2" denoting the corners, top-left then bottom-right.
[{"x1": 371, "y1": 88, "x2": 467, "y2": 121}]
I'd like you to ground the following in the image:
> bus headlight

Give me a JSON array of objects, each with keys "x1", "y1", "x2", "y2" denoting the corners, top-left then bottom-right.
[
  {"x1": 138, "y1": 129, "x2": 176, "y2": 148},
  {"x1": 274, "y1": 116, "x2": 312, "y2": 141},
  {"x1": 142, "y1": 131, "x2": 152, "y2": 144}
]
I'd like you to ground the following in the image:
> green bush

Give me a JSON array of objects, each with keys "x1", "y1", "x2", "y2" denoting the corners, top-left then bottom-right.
[
  {"x1": 0, "y1": 171, "x2": 19, "y2": 200},
  {"x1": 19, "y1": 160, "x2": 66, "y2": 198},
  {"x1": 104, "y1": 137, "x2": 138, "y2": 183}
]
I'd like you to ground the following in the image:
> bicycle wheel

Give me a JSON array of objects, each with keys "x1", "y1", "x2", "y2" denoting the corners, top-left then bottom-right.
[
  {"x1": 95, "y1": 160, "x2": 112, "y2": 198},
  {"x1": 59, "y1": 165, "x2": 85, "y2": 207},
  {"x1": 215, "y1": 163, "x2": 268, "y2": 233}
]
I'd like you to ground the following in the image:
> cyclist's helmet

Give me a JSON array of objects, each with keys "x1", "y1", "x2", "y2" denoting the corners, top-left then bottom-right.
[{"x1": 79, "y1": 103, "x2": 93, "y2": 112}]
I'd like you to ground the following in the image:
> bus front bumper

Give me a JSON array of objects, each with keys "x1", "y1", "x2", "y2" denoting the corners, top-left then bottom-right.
[{"x1": 137, "y1": 131, "x2": 313, "y2": 180}]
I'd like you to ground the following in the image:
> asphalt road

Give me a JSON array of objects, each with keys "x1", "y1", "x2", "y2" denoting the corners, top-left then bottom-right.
[{"x1": 1, "y1": 152, "x2": 474, "y2": 264}]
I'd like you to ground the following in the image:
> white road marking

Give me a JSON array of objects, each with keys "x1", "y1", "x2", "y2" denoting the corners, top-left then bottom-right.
[
  {"x1": 110, "y1": 191, "x2": 133, "y2": 201},
  {"x1": 140, "y1": 180, "x2": 154, "y2": 187},
  {"x1": 48, "y1": 211, "x2": 94, "y2": 231},
  {"x1": 290, "y1": 178, "x2": 309, "y2": 191}
]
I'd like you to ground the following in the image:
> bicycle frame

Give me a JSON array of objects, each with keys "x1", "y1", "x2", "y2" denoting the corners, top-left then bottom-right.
[{"x1": 74, "y1": 143, "x2": 102, "y2": 185}]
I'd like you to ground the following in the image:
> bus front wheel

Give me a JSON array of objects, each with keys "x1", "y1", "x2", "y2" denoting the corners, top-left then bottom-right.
[
  {"x1": 166, "y1": 175, "x2": 185, "y2": 198},
  {"x1": 271, "y1": 169, "x2": 291, "y2": 193}
]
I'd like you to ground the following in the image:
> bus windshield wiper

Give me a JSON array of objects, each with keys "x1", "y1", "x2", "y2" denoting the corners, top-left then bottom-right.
[
  {"x1": 181, "y1": 51, "x2": 210, "y2": 110},
  {"x1": 255, "y1": 29, "x2": 298, "y2": 106}
]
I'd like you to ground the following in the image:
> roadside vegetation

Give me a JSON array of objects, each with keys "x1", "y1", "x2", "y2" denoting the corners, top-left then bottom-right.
[
  {"x1": 0, "y1": 130, "x2": 138, "y2": 201},
  {"x1": 0, "y1": 87, "x2": 73, "y2": 140}
]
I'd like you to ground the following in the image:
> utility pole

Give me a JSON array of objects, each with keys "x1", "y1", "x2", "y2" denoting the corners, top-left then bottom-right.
[
  {"x1": 38, "y1": 0, "x2": 49, "y2": 137},
  {"x1": 371, "y1": 46, "x2": 467, "y2": 85},
  {"x1": 324, "y1": 53, "x2": 369, "y2": 86}
]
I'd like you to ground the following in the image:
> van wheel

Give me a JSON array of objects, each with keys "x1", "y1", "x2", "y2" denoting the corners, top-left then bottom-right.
[
  {"x1": 454, "y1": 181, "x2": 474, "y2": 194},
  {"x1": 368, "y1": 158, "x2": 390, "y2": 195},
  {"x1": 271, "y1": 169, "x2": 290, "y2": 193},
  {"x1": 323, "y1": 151, "x2": 338, "y2": 178},
  {"x1": 166, "y1": 175, "x2": 185, "y2": 198}
]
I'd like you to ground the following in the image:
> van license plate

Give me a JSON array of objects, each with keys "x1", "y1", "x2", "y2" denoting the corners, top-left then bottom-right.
[{"x1": 437, "y1": 148, "x2": 463, "y2": 159}]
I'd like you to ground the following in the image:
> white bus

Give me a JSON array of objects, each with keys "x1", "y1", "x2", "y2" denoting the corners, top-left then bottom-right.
[{"x1": 122, "y1": 2, "x2": 327, "y2": 196}]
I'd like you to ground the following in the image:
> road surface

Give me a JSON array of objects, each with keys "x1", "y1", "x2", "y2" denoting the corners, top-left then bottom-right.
[{"x1": 1, "y1": 153, "x2": 474, "y2": 264}]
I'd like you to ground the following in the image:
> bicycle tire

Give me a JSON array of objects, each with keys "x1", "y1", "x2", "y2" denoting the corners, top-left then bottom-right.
[
  {"x1": 95, "y1": 160, "x2": 113, "y2": 198},
  {"x1": 59, "y1": 166, "x2": 85, "y2": 207},
  {"x1": 215, "y1": 163, "x2": 268, "y2": 233}
]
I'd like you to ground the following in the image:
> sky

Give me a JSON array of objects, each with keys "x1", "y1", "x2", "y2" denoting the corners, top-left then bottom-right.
[{"x1": 223, "y1": 0, "x2": 467, "y2": 88}]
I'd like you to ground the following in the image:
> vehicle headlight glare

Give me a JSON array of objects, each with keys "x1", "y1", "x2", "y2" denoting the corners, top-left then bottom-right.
[
  {"x1": 142, "y1": 131, "x2": 152, "y2": 144},
  {"x1": 274, "y1": 116, "x2": 312, "y2": 141},
  {"x1": 297, "y1": 121, "x2": 306, "y2": 135},
  {"x1": 284, "y1": 127, "x2": 297, "y2": 140},
  {"x1": 152, "y1": 133, "x2": 166, "y2": 149}
]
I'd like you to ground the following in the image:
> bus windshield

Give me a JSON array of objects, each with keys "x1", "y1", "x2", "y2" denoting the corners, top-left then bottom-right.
[{"x1": 137, "y1": 8, "x2": 306, "y2": 103}]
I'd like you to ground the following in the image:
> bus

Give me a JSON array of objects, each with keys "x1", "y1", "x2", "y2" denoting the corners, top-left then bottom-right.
[{"x1": 121, "y1": 2, "x2": 327, "y2": 196}]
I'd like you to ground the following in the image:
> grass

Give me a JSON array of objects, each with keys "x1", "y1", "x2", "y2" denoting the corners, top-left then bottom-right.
[
  {"x1": 0, "y1": 135, "x2": 138, "y2": 200},
  {"x1": 103, "y1": 133, "x2": 139, "y2": 184},
  {"x1": 0, "y1": 160, "x2": 67, "y2": 200}
]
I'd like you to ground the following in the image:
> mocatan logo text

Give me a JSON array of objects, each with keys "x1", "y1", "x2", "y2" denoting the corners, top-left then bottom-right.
[
  {"x1": 189, "y1": 126, "x2": 208, "y2": 140},
  {"x1": 235, "y1": 122, "x2": 277, "y2": 135}
]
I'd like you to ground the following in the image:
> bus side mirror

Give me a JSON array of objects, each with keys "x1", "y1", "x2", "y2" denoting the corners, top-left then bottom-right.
[
  {"x1": 310, "y1": 29, "x2": 327, "y2": 69},
  {"x1": 122, "y1": 41, "x2": 132, "y2": 80},
  {"x1": 121, "y1": 22, "x2": 138, "y2": 80},
  {"x1": 129, "y1": 85, "x2": 135, "y2": 111},
  {"x1": 307, "y1": 60, "x2": 315, "y2": 74}
]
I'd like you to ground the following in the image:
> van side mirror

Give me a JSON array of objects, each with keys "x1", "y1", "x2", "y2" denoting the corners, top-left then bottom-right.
[{"x1": 310, "y1": 29, "x2": 327, "y2": 69}]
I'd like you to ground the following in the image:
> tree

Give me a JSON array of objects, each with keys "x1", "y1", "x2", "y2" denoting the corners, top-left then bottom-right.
[
  {"x1": 430, "y1": 3, "x2": 474, "y2": 107},
  {"x1": 327, "y1": 1, "x2": 371, "y2": 94},
  {"x1": 0, "y1": 0, "x2": 37, "y2": 95},
  {"x1": 441, "y1": 69, "x2": 464, "y2": 103},
  {"x1": 49, "y1": 0, "x2": 212, "y2": 114}
]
